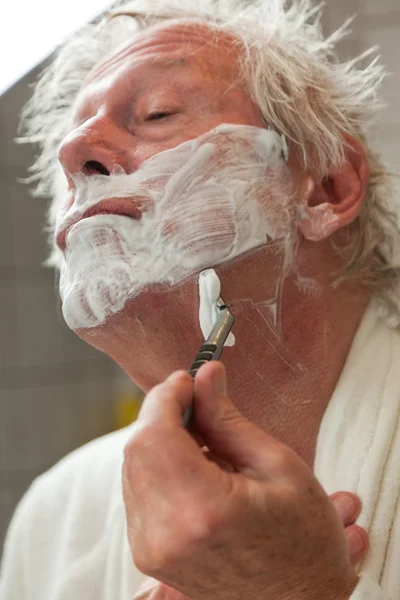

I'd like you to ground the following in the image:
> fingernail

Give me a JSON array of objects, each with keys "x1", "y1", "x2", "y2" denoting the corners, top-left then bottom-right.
[
  {"x1": 347, "y1": 527, "x2": 365, "y2": 554},
  {"x1": 212, "y1": 367, "x2": 226, "y2": 395},
  {"x1": 333, "y1": 495, "x2": 356, "y2": 523}
]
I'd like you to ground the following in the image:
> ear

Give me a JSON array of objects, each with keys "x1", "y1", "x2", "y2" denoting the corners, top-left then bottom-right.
[{"x1": 299, "y1": 136, "x2": 370, "y2": 242}]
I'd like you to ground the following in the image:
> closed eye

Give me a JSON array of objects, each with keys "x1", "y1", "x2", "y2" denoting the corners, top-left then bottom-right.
[{"x1": 146, "y1": 112, "x2": 175, "y2": 121}]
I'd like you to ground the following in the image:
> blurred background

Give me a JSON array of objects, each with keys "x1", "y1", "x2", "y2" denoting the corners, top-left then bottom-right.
[{"x1": 1, "y1": 0, "x2": 399, "y2": 552}]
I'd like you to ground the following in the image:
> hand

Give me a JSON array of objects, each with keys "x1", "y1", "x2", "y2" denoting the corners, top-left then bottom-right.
[
  {"x1": 133, "y1": 491, "x2": 369, "y2": 599},
  {"x1": 123, "y1": 362, "x2": 367, "y2": 600}
]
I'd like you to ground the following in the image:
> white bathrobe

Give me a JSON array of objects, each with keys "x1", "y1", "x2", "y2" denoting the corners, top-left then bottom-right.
[{"x1": 0, "y1": 301, "x2": 399, "y2": 599}]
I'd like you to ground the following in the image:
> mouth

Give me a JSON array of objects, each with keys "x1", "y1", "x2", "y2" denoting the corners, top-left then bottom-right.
[{"x1": 56, "y1": 197, "x2": 143, "y2": 251}]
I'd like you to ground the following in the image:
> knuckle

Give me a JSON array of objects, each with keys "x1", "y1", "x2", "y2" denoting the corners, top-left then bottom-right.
[
  {"x1": 131, "y1": 505, "x2": 225, "y2": 577},
  {"x1": 135, "y1": 507, "x2": 222, "y2": 574},
  {"x1": 123, "y1": 423, "x2": 154, "y2": 461},
  {"x1": 184, "y1": 505, "x2": 224, "y2": 543},
  {"x1": 269, "y1": 446, "x2": 295, "y2": 473},
  {"x1": 132, "y1": 533, "x2": 182, "y2": 577},
  {"x1": 330, "y1": 492, "x2": 362, "y2": 527}
]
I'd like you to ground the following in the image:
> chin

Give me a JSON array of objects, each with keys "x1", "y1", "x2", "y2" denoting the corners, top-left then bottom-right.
[{"x1": 69, "y1": 277, "x2": 203, "y2": 384}]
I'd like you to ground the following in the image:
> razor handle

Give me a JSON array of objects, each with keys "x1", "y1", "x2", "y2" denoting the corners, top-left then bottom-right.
[{"x1": 182, "y1": 343, "x2": 220, "y2": 428}]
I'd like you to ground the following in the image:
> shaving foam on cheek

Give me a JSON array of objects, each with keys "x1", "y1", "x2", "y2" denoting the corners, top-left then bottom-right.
[
  {"x1": 55, "y1": 123, "x2": 293, "y2": 330},
  {"x1": 198, "y1": 269, "x2": 235, "y2": 347}
]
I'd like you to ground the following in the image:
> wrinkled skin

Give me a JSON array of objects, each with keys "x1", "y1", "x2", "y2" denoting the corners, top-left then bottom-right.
[{"x1": 57, "y1": 19, "x2": 372, "y2": 600}]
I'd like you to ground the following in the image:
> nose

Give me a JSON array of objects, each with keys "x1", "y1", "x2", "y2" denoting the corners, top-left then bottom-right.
[{"x1": 58, "y1": 116, "x2": 130, "y2": 184}]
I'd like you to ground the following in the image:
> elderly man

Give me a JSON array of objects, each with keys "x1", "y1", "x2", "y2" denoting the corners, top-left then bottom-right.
[{"x1": 1, "y1": 0, "x2": 400, "y2": 599}]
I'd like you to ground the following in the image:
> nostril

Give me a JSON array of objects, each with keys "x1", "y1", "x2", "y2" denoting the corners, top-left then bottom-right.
[{"x1": 83, "y1": 160, "x2": 111, "y2": 176}]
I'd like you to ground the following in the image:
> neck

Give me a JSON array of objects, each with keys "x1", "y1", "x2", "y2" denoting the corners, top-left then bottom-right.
[
  {"x1": 222, "y1": 277, "x2": 369, "y2": 465},
  {"x1": 78, "y1": 243, "x2": 370, "y2": 466}
]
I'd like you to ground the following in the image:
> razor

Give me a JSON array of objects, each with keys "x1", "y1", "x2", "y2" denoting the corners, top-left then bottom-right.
[{"x1": 182, "y1": 296, "x2": 235, "y2": 429}]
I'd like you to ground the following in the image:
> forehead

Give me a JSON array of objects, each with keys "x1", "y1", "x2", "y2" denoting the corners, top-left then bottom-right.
[{"x1": 84, "y1": 20, "x2": 242, "y2": 88}]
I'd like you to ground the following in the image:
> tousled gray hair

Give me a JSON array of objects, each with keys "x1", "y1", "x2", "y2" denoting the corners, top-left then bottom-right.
[{"x1": 19, "y1": 0, "x2": 400, "y2": 326}]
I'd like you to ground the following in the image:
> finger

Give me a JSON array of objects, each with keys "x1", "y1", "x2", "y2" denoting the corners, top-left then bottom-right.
[
  {"x1": 193, "y1": 361, "x2": 291, "y2": 479},
  {"x1": 330, "y1": 492, "x2": 362, "y2": 527},
  {"x1": 138, "y1": 371, "x2": 193, "y2": 428},
  {"x1": 345, "y1": 525, "x2": 369, "y2": 567},
  {"x1": 125, "y1": 371, "x2": 220, "y2": 499}
]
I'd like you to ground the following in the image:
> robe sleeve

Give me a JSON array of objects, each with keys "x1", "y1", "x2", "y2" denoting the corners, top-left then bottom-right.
[{"x1": 0, "y1": 483, "x2": 34, "y2": 600}]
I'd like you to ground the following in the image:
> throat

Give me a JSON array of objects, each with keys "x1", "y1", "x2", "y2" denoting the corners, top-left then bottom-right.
[{"x1": 238, "y1": 395, "x2": 323, "y2": 470}]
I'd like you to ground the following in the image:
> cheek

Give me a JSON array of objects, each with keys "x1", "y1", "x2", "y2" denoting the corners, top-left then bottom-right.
[
  {"x1": 161, "y1": 204, "x2": 235, "y2": 238},
  {"x1": 160, "y1": 187, "x2": 238, "y2": 260}
]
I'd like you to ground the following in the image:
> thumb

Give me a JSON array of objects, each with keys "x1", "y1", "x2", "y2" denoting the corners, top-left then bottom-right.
[{"x1": 193, "y1": 361, "x2": 283, "y2": 475}]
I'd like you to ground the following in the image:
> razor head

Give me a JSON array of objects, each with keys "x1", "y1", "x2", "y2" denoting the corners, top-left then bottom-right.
[
  {"x1": 207, "y1": 296, "x2": 235, "y2": 359},
  {"x1": 188, "y1": 296, "x2": 234, "y2": 378}
]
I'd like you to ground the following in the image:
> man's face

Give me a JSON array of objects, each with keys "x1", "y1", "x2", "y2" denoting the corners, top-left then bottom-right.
[{"x1": 55, "y1": 20, "x2": 298, "y2": 382}]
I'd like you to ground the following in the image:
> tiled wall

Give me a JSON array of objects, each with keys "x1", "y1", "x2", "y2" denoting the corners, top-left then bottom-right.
[
  {"x1": 0, "y1": 67, "x2": 139, "y2": 550},
  {"x1": 1, "y1": 0, "x2": 399, "y2": 555},
  {"x1": 325, "y1": 0, "x2": 400, "y2": 172}
]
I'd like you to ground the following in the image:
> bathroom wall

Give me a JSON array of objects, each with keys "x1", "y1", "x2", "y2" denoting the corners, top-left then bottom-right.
[
  {"x1": 324, "y1": 0, "x2": 400, "y2": 171},
  {"x1": 1, "y1": 0, "x2": 400, "y2": 555}
]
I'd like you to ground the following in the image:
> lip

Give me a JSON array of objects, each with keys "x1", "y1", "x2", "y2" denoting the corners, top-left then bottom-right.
[{"x1": 56, "y1": 197, "x2": 143, "y2": 251}]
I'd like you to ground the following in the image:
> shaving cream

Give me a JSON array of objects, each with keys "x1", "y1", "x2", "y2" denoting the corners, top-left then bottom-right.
[
  {"x1": 198, "y1": 268, "x2": 235, "y2": 346},
  {"x1": 55, "y1": 124, "x2": 293, "y2": 330}
]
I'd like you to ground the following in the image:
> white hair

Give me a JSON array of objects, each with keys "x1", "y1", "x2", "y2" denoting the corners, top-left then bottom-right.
[{"x1": 19, "y1": 0, "x2": 400, "y2": 326}]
